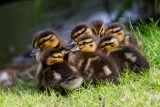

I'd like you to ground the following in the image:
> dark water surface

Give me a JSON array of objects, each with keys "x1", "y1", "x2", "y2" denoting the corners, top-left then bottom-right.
[{"x1": 0, "y1": 1, "x2": 52, "y2": 65}]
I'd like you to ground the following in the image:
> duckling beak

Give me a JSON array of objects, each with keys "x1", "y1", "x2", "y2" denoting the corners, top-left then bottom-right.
[
  {"x1": 70, "y1": 45, "x2": 80, "y2": 52},
  {"x1": 30, "y1": 48, "x2": 40, "y2": 56},
  {"x1": 68, "y1": 40, "x2": 76, "y2": 48}
]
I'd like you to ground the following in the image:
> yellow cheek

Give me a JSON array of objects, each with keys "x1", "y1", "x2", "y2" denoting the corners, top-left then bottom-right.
[
  {"x1": 80, "y1": 45, "x2": 96, "y2": 52},
  {"x1": 115, "y1": 32, "x2": 125, "y2": 42},
  {"x1": 104, "y1": 46, "x2": 112, "y2": 52},
  {"x1": 44, "y1": 41, "x2": 59, "y2": 49},
  {"x1": 51, "y1": 40, "x2": 59, "y2": 48},
  {"x1": 90, "y1": 47, "x2": 96, "y2": 52},
  {"x1": 54, "y1": 58, "x2": 63, "y2": 63},
  {"x1": 47, "y1": 58, "x2": 63, "y2": 65}
]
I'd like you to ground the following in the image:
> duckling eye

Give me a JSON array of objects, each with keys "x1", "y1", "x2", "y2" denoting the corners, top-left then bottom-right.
[
  {"x1": 58, "y1": 55, "x2": 62, "y2": 58},
  {"x1": 89, "y1": 44, "x2": 93, "y2": 47},
  {"x1": 52, "y1": 55, "x2": 62, "y2": 58},
  {"x1": 107, "y1": 37, "x2": 112, "y2": 41},
  {"x1": 50, "y1": 39, "x2": 55, "y2": 42},
  {"x1": 111, "y1": 29, "x2": 114, "y2": 33},
  {"x1": 82, "y1": 42, "x2": 86, "y2": 45},
  {"x1": 78, "y1": 42, "x2": 86, "y2": 46}
]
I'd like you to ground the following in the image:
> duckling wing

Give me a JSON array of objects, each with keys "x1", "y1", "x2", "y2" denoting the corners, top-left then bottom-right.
[{"x1": 122, "y1": 46, "x2": 149, "y2": 72}]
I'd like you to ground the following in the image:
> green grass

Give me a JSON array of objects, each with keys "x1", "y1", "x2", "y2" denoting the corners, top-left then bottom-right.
[{"x1": 1, "y1": 22, "x2": 160, "y2": 107}]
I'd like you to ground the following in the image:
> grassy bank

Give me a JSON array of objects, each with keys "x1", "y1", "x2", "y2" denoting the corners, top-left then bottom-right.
[{"x1": 0, "y1": 22, "x2": 160, "y2": 107}]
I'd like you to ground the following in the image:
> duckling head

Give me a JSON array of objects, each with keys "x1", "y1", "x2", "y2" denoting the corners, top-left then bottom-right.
[
  {"x1": 99, "y1": 35, "x2": 119, "y2": 53},
  {"x1": 104, "y1": 22, "x2": 126, "y2": 42},
  {"x1": 90, "y1": 19, "x2": 104, "y2": 37},
  {"x1": 41, "y1": 49, "x2": 64, "y2": 66},
  {"x1": 72, "y1": 35, "x2": 97, "y2": 53},
  {"x1": 71, "y1": 24, "x2": 94, "y2": 43},
  {"x1": 32, "y1": 29, "x2": 60, "y2": 52}
]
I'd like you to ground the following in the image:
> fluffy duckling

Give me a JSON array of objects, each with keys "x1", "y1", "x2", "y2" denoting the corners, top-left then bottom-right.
[
  {"x1": 70, "y1": 20, "x2": 105, "y2": 43},
  {"x1": 32, "y1": 29, "x2": 69, "y2": 62},
  {"x1": 89, "y1": 19, "x2": 105, "y2": 37},
  {"x1": 69, "y1": 35, "x2": 119, "y2": 84},
  {"x1": 99, "y1": 35, "x2": 149, "y2": 73},
  {"x1": 104, "y1": 22, "x2": 139, "y2": 49},
  {"x1": 71, "y1": 23, "x2": 94, "y2": 43},
  {"x1": 37, "y1": 49, "x2": 83, "y2": 91},
  {"x1": 32, "y1": 29, "x2": 69, "y2": 87}
]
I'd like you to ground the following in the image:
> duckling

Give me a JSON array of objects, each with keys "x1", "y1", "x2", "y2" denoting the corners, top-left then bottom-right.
[
  {"x1": 32, "y1": 29, "x2": 69, "y2": 87},
  {"x1": 71, "y1": 23, "x2": 94, "y2": 43},
  {"x1": 32, "y1": 29, "x2": 69, "y2": 62},
  {"x1": 99, "y1": 35, "x2": 149, "y2": 73},
  {"x1": 37, "y1": 49, "x2": 83, "y2": 91},
  {"x1": 104, "y1": 22, "x2": 139, "y2": 49},
  {"x1": 70, "y1": 20, "x2": 105, "y2": 44},
  {"x1": 69, "y1": 35, "x2": 119, "y2": 84},
  {"x1": 89, "y1": 19, "x2": 105, "y2": 37}
]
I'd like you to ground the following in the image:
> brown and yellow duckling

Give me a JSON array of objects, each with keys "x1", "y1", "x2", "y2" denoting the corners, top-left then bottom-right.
[
  {"x1": 70, "y1": 20, "x2": 105, "y2": 44},
  {"x1": 32, "y1": 29, "x2": 69, "y2": 87},
  {"x1": 104, "y1": 22, "x2": 139, "y2": 49},
  {"x1": 71, "y1": 23, "x2": 94, "y2": 43},
  {"x1": 69, "y1": 35, "x2": 119, "y2": 84},
  {"x1": 99, "y1": 35, "x2": 149, "y2": 73},
  {"x1": 37, "y1": 48, "x2": 83, "y2": 91},
  {"x1": 89, "y1": 19, "x2": 105, "y2": 37},
  {"x1": 32, "y1": 29, "x2": 69, "y2": 62}
]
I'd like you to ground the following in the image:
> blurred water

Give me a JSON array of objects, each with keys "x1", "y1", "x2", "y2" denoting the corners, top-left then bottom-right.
[{"x1": 0, "y1": 1, "x2": 48, "y2": 65}]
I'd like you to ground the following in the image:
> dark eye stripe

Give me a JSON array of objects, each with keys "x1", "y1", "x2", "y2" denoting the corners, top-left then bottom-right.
[
  {"x1": 72, "y1": 28, "x2": 86, "y2": 40},
  {"x1": 38, "y1": 36, "x2": 53, "y2": 46},
  {"x1": 52, "y1": 56, "x2": 63, "y2": 58},
  {"x1": 100, "y1": 42, "x2": 114, "y2": 48},
  {"x1": 111, "y1": 28, "x2": 122, "y2": 33},
  {"x1": 78, "y1": 40, "x2": 94, "y2": 46}
]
